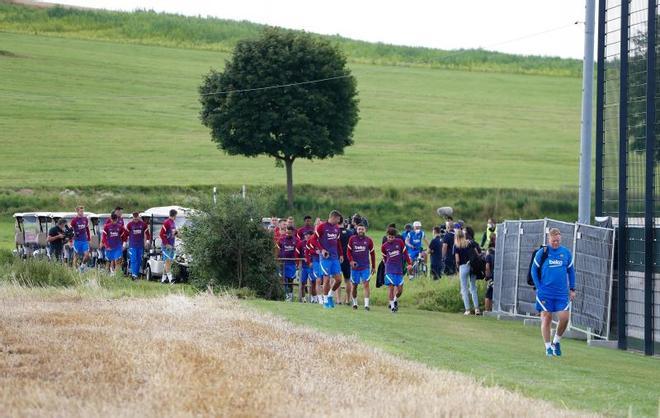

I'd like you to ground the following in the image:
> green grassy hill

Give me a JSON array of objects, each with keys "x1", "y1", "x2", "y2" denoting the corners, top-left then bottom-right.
[
  {"x1": 0, "y1": 31, "x2": 582, "y2": 190},
  {"x1": 0, "y1": 2, "x2": 585, "y2": 248},
  {"x1": 0, "y1": 2, "x2": 582, "y2": 77}
]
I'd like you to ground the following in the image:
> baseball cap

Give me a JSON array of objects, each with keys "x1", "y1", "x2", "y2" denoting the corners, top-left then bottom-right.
[{"x1": 413, "y1": 221, "x2": 422, "y2": 228}]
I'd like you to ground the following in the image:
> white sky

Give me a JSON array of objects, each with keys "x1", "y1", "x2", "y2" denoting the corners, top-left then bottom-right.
[{"x1": 43, "y1": 0, "x2": 591, "y2": 59}]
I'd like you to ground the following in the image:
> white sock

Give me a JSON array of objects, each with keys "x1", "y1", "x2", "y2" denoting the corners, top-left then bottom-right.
[
  {"x1": 352, "y1": 297, "x2": 357, "y2": 306},
  {"x1": 393, "y1": 296, "x2": 398, "y2": 302},
  {"x1": 553, "y1": 334, "x2": 562, "y2": 344},
  {"x1": 328, "y1": 289, "x2": 334, "y2": 298},
  {"x1": 389, "y1": 300, "x2": 394, "y2": 308},
  {"x1": 545, "y1": 342, "x2": 552, "y2": 349},
  {"x1": 323, "y1": 295, "x2": 327, "y2": 303},
  {"x1": 365, "y1": 298, "x2": 370, "y2": 307}
]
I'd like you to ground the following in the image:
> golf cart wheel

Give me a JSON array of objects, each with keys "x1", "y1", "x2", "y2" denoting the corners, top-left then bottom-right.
[{"x1": 145, "y1": 265, "x2": 152, "y2": 281}]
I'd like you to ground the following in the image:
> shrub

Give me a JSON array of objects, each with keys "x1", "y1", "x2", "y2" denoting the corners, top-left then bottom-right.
[{"x1": 183, "y1": 195, "x2": 282, "y2": 299}]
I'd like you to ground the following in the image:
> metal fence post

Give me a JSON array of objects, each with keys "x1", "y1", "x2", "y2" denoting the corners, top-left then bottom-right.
[
  {"x1": 569, "y1": 224, "x2": 580, "y2": 331},
  {"x1": 595, "y1": 0, "x2": 606, "y2": 218},
  {"x1": 643, "y1": 0, "x2": 656, "y2": 356},
  {"x1": 513, "y1": 221, "x2": 522, "y2": 315},
  {"x1": 617, "y1": 0, "x2": 630, "y2": 351}
]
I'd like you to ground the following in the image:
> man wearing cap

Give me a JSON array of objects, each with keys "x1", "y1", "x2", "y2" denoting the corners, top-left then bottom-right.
[
  {"x1": 405, "y1": 221, "x2": 429, "y2": 278},
  {"x1": 70, "y1": 205, "x2": 91, "y2": 272},
  {"x1": 126, "y1": 211, "x2": 151, "y2": 280}
]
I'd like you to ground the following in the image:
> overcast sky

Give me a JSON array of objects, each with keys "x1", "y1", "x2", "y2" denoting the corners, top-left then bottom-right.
[{"x1": 43, "y1": 0, "x2": 591, "y2": 59}]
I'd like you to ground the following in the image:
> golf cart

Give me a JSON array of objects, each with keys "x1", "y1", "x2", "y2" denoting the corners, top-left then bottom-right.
[
  {"x1": 13, "y1": 212, "x2": 53, "y2": 259},
  {"x1": 142, "y1": 206, "x2": 193, "y2": 282}
]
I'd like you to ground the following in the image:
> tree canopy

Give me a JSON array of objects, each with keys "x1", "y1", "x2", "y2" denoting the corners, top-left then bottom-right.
[{"x1": 199, "y1": 28, "x2": 359, "y2": 208}]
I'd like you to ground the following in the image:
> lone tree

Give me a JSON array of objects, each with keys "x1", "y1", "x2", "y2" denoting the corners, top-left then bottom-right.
[{"x1": 199, "y1": 28, "x2": 359, "y2": 209}]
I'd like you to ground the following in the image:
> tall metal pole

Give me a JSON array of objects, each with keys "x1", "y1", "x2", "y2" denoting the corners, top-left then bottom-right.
[
  {"x1": 644, "y1": 0, "x2": 656, "y2": 357},
  {"x1": 594, "y1": 0, "x2": 606, "y2": 218},
  {"x1": 578, "y1": 0, "x2": 596, "y2": 224},
  {"x1": 617, "y1": 0, "x2": 630, "y2": 351}
]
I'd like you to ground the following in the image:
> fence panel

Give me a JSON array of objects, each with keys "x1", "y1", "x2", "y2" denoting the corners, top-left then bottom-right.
[
  {"x1": 493, "y1": 223, "x2": 506, "y2": 311},
  {"x1": 496, "y1": 221, "x2": 519, "y2": 314},
  {"x1": 515, "y1": 220, "x2": 546, "y2": 315},
  {"x1": 492, "y1": 219, "x2": 615, "y2": 340},
  {"x1": 571, "y1": 224, "x2": 616, "y2": 338}
]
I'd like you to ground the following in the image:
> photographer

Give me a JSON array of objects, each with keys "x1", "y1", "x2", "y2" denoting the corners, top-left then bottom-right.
[{"x1": 47, "y1": 218, "x2": 70, "y2": 262}]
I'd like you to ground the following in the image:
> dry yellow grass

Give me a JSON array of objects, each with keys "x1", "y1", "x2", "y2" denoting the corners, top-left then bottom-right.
[{"x1": 0, "y1": 289, "x2": 595, "y2": 418}]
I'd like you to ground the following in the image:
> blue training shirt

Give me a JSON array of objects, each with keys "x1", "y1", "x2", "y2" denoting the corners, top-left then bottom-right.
[
  {"x1": 407, "y1": 230, "x2": 425, "y2": 252},
  {"x1": 531, "y1": 245, "x2": 575, "y2": 299}
]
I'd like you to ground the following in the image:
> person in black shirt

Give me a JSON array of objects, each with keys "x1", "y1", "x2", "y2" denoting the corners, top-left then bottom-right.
[
  {"x1": 428, "y1": 226, "x2": 443, "y2": 280},
  {"x1": 454, "y1": 229, "x2": 481, "y2": 315},
  {"x1": 484, "y1": 246, "x2": 495, "y2": 312},
  {"x1": 47, "y1": 219, "x2": 68, "y2": 262},
  {"x1": 442, "y1": 221, "x2": 456, "y2": 275}
]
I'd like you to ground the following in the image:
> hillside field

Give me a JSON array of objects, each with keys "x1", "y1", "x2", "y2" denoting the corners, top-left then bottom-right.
[{"x1": 0, "y1": 31, "x2": 582, "y2": 190}]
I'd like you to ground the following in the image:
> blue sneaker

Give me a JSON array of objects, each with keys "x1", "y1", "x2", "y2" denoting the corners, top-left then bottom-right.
[
  {"x1": 327, "y1": 296, "x2": 335, "y2": 308},
  {"x1": 324, "y1": 299, "x2": 331, "y2": 309},
  {"x1": 553, "y1": 342, "x2": 562, "y2": 357},
  {"x1": 546, "y1": 347, "x2": 554, "y2": 357}
]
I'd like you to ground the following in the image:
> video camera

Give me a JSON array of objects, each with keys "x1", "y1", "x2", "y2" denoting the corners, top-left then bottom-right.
[{"x1": 62, "y1": 226, "x2": 74, "y2": 240}]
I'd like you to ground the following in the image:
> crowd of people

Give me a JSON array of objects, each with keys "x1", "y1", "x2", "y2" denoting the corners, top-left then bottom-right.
[
  {"x1": 270, "y1": 211, "x2": 497, "y2": 315},
  {"x1": 46, "y1": 206, "x2": 180, "y2": 283}
]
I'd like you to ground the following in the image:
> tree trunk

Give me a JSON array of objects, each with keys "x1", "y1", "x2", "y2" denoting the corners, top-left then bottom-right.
[{"x1": 284, "y1": 158, "x2": 294, "y2": 210}]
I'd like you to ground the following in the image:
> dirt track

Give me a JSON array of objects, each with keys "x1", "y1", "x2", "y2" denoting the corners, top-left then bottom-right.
[{"x1": 0, "y1": 291, "x2": 593, "y2": 417}]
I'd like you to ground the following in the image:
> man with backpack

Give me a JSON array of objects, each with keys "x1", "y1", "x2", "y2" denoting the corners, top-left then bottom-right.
[{"x1": 530, "y1": 228, "x2": 576, "y2": 357}]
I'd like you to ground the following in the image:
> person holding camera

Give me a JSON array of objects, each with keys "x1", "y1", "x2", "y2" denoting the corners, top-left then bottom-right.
[{"x1": 47, "y1": 218, "x2": 69, "y2": 262}]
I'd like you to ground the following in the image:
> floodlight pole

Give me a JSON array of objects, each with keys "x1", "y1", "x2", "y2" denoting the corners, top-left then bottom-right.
[{"x1": 578, "y1": 0, "x2": 596, "y2": 225}]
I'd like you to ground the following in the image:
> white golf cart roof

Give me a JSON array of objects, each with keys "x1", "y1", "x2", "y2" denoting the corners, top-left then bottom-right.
[
  {"x1": 141, "y1": 206, "x2": 194, "y2": 218},
  {"x1": 49, "y1": 212, "x2": 78, "y2": 219}
]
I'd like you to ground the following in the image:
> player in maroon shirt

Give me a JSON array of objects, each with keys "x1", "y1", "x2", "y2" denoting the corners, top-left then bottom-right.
[
  {"x1": 159, "y1": 209, "x2": 178, "y2": 283},
  {"x1": 70, "y1": 205, "x2": 91, "y2": 272},
  {"x1": 381, "y1": 227, "x2": 412, "y2": 313},
  {"x1": 314, "y1": 210, "x2": 344, "y2": 308},
  {"x1": 346, "y1": 224, "x2": 376, "y2": 310},
  {"x1": 296, "y1": 215, "x2": 314, "y2": 240}
]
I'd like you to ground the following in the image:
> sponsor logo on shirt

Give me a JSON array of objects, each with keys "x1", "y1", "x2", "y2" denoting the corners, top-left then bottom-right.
[
  {"x1": 548, "y1": 259, "x2": 563, "y2": 267},
  {"x1": 354, "y1": 245, "x2": 367, "y2": 252},
  {"x1": 388, "y1": 249, "x2": 400, "y2": 257}
]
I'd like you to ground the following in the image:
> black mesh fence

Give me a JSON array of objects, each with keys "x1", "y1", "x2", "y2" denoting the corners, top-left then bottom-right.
[{"x1": 597, "y1": 0, "x2": 660, "y2": 353}]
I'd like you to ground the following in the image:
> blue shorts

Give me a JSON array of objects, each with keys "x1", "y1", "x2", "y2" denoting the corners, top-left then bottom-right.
[
  {"x1": 535, "y1": 296, "x2": 570, "y2": 313},
  {"x1": 300, "y1": 266, "x2": 314, "y2": 283},
  {"x1": 106, "y1": 247, "x2": 123, "y2": 261},
  {"x1": 312, "y1": 260, "x2": 322, "y2": 280},
  {"x1": 73, "y1": 239, "x2": 89, "y2": 255},
  {"x1": 385, "y1": 273, "x2": 404, "y2": 286},
  {"x1": 320, "y1": 258, "x2": 342, "y2": 277},
  {"x1": 351, "y1": 269, "x2": 371, "y2": 284},
  {"x1": 409, "y1": 249, "x2": 421, "y2": 261},
  {"x1": 280, "y1": 262, "x2": 297, "y2": 279},
  {"x1": 162, "y1": 246, "x2": 176, "y2": 261}
]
